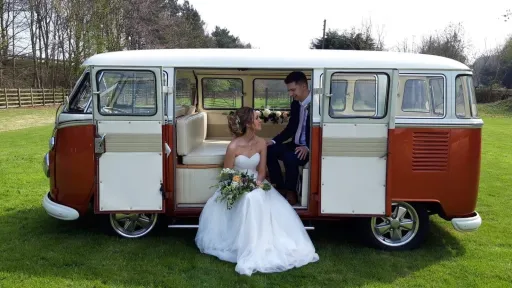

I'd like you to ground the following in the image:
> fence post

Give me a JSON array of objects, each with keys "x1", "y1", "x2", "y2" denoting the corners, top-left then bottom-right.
[
  {"x1": 62, "y1": 88, "x2": 65, "y2": 103},
  {"x1": 3, "y1": 88, "x2": 6, "y2": 108},
  {"x1": 53, "y1": 88, "x2": 56, "y2": 104},
  {"x1": 30, "y1": 88, "x2": 34, "y2": 106},
  {"x1": 264, "y1": 88, "x2": 268, "y2": 108},
  {"x1": 17, "y1": 88, "x2": 21, "y2": 107},
  {"x1": 42, "y1": 88, "x2": 46, "y2": 106}
]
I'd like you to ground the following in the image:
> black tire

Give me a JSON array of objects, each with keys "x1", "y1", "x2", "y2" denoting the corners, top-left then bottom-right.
[{"x1": 359, "y1": 202, "x2": 430, "y2": 251}]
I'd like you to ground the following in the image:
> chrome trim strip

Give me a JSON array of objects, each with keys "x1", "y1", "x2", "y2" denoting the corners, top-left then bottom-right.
[
  {"x1": 167, "y1": 224, "x2": 314, "y2": 230},
  {"x1": 56, "y1": 120, "x2": 94, "y2": 129},
  {"x1": 395, "y1": 118, "x2": 484, "y2": 128},
  {"x1": 58, "y1": 113, "x2": 93, "y2": 123}
]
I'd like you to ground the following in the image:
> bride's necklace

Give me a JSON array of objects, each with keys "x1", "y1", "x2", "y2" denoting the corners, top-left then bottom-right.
[{"x1": 241, "y1": 134, "x2": 256, "y2": 151}]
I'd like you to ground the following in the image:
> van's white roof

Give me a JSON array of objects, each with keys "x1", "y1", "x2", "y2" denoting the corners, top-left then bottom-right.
[{"x1": 83, "y1": 48, "x2": 471, "y2": 71}]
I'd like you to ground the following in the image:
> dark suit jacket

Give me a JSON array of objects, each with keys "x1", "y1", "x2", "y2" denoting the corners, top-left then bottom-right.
[{"x1": 272, "y1": 100, "x2": 310, "y2": 149}]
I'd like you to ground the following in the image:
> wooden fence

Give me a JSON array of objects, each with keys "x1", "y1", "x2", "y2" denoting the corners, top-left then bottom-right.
[{"x1": 0, "y1": 88, "x2": 71, "y2": 109}]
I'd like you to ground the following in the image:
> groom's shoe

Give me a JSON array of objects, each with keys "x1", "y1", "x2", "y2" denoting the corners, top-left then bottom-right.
[
  {"x1": 278, "y1": 189, "x2": 297, "y2": 205},
  {"x1": 286, "y1": 190, "x2": 298, "y2": 205}
]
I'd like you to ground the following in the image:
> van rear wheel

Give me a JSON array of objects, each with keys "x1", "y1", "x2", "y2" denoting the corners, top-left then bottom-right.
[
  {"x1": 361, "y1": 202, "x2": 429, "y2": 251},
  {"x1": 109, "y1": 213, "x2": 158, "y2": 238}
]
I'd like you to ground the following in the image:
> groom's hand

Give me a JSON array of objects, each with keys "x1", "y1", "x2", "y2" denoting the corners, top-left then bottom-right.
[{"x1": 295, "y1": 146, "x2": 308, "y2": 160}]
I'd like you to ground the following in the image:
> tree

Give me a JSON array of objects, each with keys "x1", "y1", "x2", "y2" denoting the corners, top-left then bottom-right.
[
  {"x1": 210, "y1": 26, "x2": 251, "y2": 48},
  {"x1": 310, "y1": 20, "x2": 384, "y2": 51},
  {"x1": 472, "y1": 36, "x2": 512, "y2": 88},
  {"x1": 415, "y1": 23, "x2": 469, "y2": 64}
]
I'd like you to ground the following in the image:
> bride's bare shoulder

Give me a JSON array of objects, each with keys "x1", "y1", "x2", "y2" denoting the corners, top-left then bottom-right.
[
  {"x1": 226, "y1": 138, "x2": 240, "y2": 152},
  {"x1": 255, "y1": 136, "x2": 267, "y2": 148}
]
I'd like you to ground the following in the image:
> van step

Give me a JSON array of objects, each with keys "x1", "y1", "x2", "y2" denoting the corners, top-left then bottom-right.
[{"x1": 168, "y1": 224, "x2": 315, "y2": 230}]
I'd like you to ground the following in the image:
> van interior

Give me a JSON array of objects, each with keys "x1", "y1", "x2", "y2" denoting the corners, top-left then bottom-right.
[{"x1": 171, "y1": 68, "x2": 313, "y2": 209}]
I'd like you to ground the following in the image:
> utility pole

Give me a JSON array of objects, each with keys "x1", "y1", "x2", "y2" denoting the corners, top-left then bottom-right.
[{"x1": 322, "y1": 19, "x2": 326, "y2": 49}]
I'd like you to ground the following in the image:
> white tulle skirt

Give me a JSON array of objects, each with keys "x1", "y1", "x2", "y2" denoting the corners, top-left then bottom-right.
[{"x1": 195, "y1": 186, "x2": 320, "y2": 276}]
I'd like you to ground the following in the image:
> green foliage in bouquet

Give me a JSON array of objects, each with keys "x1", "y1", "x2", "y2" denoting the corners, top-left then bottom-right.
[{"x1": 211, "y1": 168, "x2": 272, "y2": 209}]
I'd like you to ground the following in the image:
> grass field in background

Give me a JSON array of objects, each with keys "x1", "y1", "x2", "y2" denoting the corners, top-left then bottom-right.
[
  {"x1": 0, "y1": 105, "x2": 60, "y2": 132},
  {"x1": 0, "y1": 104, "x2": 511, "y2": 287}
]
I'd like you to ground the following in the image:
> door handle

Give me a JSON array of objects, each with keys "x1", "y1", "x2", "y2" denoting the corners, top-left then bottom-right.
[{"x1": 95, "y1": 134, "x2": 107, "y2": 154}]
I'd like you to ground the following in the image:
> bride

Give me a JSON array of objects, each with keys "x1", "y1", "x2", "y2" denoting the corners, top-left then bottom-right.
[{"x1": 195, "y1": 106, "x2": 319, "y2": 276}]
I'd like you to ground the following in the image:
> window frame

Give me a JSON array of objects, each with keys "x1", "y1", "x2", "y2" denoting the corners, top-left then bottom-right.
[
  {"x1": 201, "y1": 77, "x2": 244, "y2": 110},
  {"x1": 396, "y1": 73, "x2": 447, "y2": 119},
  {"x1": 66, "y1": 71, "x2": 92, "y2": 114},
  {"x1": 327, "y1": 72, "x2": 389, "y2": 119},
  {"x1": 455, "y1": 74, "x2": 479, "y2": 119},
  {"x1": 95, "y1": 69, "x2": 159, "y2": 117}
]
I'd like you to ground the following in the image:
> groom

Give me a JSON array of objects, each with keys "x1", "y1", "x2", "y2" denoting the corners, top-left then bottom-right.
[{"x1": 266, "y1": 71, "x2": 310, "y2": 205}]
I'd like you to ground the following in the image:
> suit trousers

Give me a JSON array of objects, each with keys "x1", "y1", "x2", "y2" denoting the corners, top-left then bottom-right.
[{"x1": 266, "y1": 141, "x2": 309, "y2": 192}]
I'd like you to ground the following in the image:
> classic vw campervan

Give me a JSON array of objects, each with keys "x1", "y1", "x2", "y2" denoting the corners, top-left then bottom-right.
[{"x1": 42, "y1": 49, "x2": 482, "y2": 250}]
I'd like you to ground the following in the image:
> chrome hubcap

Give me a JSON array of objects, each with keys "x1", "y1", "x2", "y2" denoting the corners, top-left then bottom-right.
[
  {"x1": 110, "y1": 213, "x2": 158, "y2": 238},
  {"x1": 371, "y1": 202, "x2": 419, "y2": 247}
]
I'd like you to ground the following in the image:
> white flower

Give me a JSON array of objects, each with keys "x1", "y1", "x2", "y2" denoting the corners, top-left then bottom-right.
[
  {"x1": 255, "y1": 110, "x2": 261, "y2": 117},
  {"x1": 275, "y1": 111, "x2": 282, "y2": 117},
  {"x1": 263, "y1": 109, "x2": 271, "y2": 117},
  {"x1": 231, "y1": 181, "x2": 239, "y2": 188}
]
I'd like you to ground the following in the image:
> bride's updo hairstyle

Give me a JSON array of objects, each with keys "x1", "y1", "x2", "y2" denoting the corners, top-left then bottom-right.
[{"x1": 227, "y1": 107, "x2": 255, "y2": 137}]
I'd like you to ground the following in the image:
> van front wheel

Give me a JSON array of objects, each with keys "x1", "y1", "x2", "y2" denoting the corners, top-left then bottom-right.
[
  {"x1": 109, "y1": 213, "x2": 158, "y2": 238},
  {"x1": 361, "y1": 202, "x2": 429, "y2": 251}
]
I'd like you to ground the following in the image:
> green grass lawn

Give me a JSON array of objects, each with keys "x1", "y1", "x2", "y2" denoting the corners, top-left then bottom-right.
[{"x1": 0, "y1": 105, "x2": 511, "y2": 287}]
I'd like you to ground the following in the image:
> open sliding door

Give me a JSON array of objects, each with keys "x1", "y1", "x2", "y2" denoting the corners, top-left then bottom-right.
[
  {"x1": 320, "y1": 69, "x2": 398, "y2": 215},
  {"x1": 91, "y1": 66, "x2": 165, "y2": 212}
]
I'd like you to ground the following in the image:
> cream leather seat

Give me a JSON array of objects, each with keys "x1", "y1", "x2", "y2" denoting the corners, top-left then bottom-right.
[{"x1": 176, "y1": 112, "x2": 230, "y2": 165}]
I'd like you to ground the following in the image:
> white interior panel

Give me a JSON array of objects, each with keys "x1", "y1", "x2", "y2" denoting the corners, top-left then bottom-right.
[
  {"x1": 99, "y1": 152, "x2": 163, "y2": 211},
  {"x1": 97, "y1": 120, "x2": 162, "y2": 135},
  {"x1": 176, "y1": 167, "x2": 222, "y2": 204},
  {"x1": 321, "y1": 156, "x2": 386, "y2": 215},
  {"x1": 301, "y1": 168, "x2": 309, "y2": 207}
]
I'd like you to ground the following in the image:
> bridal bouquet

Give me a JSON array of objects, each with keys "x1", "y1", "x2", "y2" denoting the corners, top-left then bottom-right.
[{"x1": 212, "y1": 168, "x2": 272, "y2": 209}]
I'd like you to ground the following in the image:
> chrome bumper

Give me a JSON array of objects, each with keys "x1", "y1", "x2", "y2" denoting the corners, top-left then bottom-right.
[
  {"x1": 451, "y1": 212, "x2": 482, "y2": 232},
  {"x1": 42, "y1": 153, "x2": 50, "y2": 178}
]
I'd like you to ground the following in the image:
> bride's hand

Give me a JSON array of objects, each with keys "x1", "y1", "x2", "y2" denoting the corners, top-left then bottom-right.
[{"x1": 256, "y1": 180, "x2": 263, "y2": 187}]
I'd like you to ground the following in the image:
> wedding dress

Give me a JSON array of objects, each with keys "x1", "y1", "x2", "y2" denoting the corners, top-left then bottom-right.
[{"x1": 195, "y1": 152, "x2": 319, "y2": 276}]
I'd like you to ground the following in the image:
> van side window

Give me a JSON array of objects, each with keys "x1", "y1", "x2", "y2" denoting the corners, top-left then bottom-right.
[
  {"x1": 252, "y1": 78, "x2": 312, "y2": 110},
  {"x1": 397, "y1": 75, "x2": 445, "y2": 117},
  {"x1": 328, "y1": 73, "x2": 388, "y2": 118},
  {"x1": 176, "y1": 71, "x2": 196, "y2": 106},
  {"x1": 455, "y1": 75, "x2": 478, "y2": 118},
  {"x1": 96, "y1": 70, "x2": 157, "y2": 116},
  {"x1": 67, "y1": 73, "x2": 91, "y2": 114},
  {"x1": 202, "y1": 78, "x2": 243, "y2": 110},
  {"x1": 353, "y1": 79, "x2": 376, "y2": 112},
  {"x1": 253, "y1": 79, "x2": 291, "y2": 110}
]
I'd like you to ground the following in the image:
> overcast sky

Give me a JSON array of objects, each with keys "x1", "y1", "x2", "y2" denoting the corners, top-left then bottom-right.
[{"x1": 185, "y1": 0, "x2": 510, "y2": 61}]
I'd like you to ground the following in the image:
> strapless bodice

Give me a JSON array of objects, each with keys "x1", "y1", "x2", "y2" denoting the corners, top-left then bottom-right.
[{"x1": 234, "y1": 153, "x2": 260, "y2": 177}]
